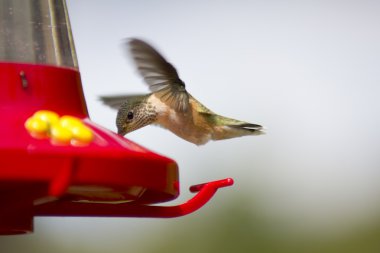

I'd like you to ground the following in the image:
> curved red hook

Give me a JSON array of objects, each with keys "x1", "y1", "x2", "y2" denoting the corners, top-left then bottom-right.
[{"x1": 35, "y1": 178, "x2": 234, "y2": 218}]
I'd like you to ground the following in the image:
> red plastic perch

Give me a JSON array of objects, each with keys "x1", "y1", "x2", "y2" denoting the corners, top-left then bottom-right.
[{"x1": 35, "y1": 178, "x2": 234, "y2": 218}]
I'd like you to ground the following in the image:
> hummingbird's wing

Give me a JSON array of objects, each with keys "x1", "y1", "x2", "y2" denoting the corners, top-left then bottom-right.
[
  {"x1": 99, "y1": 94, "x2": 145, "y2": 109},
  {"x1": 128, "y1": 38, "x2": 189, "y2": 112}
]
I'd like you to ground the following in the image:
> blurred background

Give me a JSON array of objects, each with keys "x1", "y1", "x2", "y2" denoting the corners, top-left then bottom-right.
[{"x1": 1, "y1": 0, "x2": 380, "y2": 252}]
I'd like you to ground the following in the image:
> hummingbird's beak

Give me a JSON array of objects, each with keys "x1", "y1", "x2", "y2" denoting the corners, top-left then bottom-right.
[{"x1": 117, "y1": 128, "x2": 127, "y2": 136}]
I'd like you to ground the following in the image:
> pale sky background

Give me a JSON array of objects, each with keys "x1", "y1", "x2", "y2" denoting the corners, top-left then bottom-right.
[{"x1": 2, "y1": 1, "x2": 380, "y2": 252}]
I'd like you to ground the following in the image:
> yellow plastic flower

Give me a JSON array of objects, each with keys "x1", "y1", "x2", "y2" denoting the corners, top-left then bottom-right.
[
  {"x1": 50, "y1": 123, "x2": 73, "y2": 145},
  {"x1": 33, "y1": 110, "x2": 60, "y2": 126},
  {"x1": 25, "y1": 110, "x2": 94, "y2": 146},
  {"x1": 25, "y1": 117, "x2": 49, "y2": 138}
]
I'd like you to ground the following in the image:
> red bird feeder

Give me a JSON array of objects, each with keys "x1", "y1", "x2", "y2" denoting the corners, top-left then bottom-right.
[{"x1": 0, "y1": 0, "x2": 233, "y2": 235}]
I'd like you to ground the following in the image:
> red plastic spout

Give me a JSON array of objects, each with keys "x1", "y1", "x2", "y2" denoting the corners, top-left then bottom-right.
[
  {"x1": 35, "y1": 178, "x2": 234, "y2": 218},
  {"x1": 189, "y1": 178, "x2": 234, "y2": 193}
]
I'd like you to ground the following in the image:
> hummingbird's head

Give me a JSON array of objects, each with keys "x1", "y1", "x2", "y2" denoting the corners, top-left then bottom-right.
[{"x1": 116, "y1": 96, "x2": 157, "y2": 135}]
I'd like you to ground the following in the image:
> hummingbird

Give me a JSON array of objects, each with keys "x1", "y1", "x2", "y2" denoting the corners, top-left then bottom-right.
[{"x1": 100, "y1": 39, "x2": 263, "y2": 145}]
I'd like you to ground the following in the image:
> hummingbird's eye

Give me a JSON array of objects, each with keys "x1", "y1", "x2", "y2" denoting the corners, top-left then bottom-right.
[{"x1": 127, "y1": 111, "x2": 134, "y2": 120}]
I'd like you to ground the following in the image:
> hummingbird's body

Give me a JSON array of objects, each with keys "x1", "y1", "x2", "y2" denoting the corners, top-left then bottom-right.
[{"x1": 101, "y1": 39, "x2": 263, "y2": 145}]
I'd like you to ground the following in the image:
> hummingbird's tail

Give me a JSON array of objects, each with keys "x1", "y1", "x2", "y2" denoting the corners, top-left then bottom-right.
[
  {"x1": 210, "y1": 115, "x2": 264, "y2": 141},
  {"x1": 229, "y1": 123, "x2": 264, "y2": 134}
]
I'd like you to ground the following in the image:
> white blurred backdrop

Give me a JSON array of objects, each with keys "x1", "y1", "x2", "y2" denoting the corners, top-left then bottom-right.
[{"x1": 1, "y1": 1, "x2": 380, "y2": 252}]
